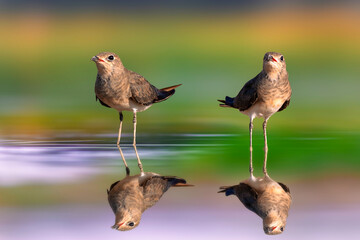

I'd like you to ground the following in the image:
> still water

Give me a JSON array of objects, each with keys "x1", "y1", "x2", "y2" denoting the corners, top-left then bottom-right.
[
  {"x1": 0, "y1": 133, "x2": 359, "y2": 239},
  {"x1": 0, "y1": 133, "x2": 228, "y2": 186}
]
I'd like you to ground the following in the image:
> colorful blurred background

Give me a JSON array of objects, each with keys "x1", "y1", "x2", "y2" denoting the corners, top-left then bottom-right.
[{"x1": 0, "y1": 1, "x2": 360, "y2": 239}]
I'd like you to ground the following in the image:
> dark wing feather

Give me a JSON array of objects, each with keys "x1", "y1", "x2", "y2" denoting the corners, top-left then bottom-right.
[
  {"x1": 278, "y1": 99, "x2": 290, "y2": 112},
  {"x1": 107, "y1": 180, "x2": 123, "y2": 213},
  {"x1": 153, "y1": 84, "x2": 181, "y2": 103},
  {"x1": 141, "y1": 176, "x2": 186, "y2": 210},
  {"x1": 141, "y1": 176, "x2": 169, "y2": 210},
  {"x1": 96, "y1": 95, "x2": 111, "y2": 108},
  {"x1": 233, "y1": 75, "x2": 259, "y2": 111},
  {"x1": 128, "y1": 71, "x2": 159, "y2": 106},
  {"x1": 234, "y1": 183, "x2": 261, "y2": 216},
  {"x1": 107, "y1": 180, "x2": 121, "y2": 195},
  {"x1": 277, "y1": 182, "x2": 291, "y2": 194},
  {"x1": 109, "y1": 180, "x2": 121, "y2": 192}
]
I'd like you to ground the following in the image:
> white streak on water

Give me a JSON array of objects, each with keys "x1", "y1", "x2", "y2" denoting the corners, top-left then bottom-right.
[{"x1": 0, "y1": 143, "x2": 196, "y2": 186}]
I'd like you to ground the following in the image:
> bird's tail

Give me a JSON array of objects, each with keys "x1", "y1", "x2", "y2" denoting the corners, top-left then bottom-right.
[
  {"x1": 162, "y1": 176, "x2": 194, "y2": 187},
  {"x1": 218, "y1": 185, "x2": 236, "y2": 196},
  {"x1": 218, "y1": 96, "x2": 235, "y2": 108},
  {"x1": 160, "y1": 84, "x2": 182, "y2": 92},
  {"x1": 154, "y1": 84, "x2": 182, "y2": 103}
]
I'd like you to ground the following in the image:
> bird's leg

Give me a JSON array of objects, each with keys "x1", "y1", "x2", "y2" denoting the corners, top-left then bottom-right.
[
  {"x1": 249, "y1": 118, "x2": 254, "y2": 178},
  {"x1": 263, "y1": 119, "x2": 269, "y2": 176},
  {"x1": 117, "y1": 112, "x2": 130, "y2": 176},
  {"x1": 132, "y1": 109, "x2": 144, "y2": 174}
]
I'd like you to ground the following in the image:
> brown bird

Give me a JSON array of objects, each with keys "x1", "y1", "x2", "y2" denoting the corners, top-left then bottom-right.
[
  {"x1": 91, "y1": 52, "x2": 181, "y2": 174},
  {"x1": 219, "y1": 175, "x2": 291, "y2": 235},
  {"x1": 218, "y1": 52, "x2": 291, "y2": 176},
  {"x1": 107, "y1": 172, "x2": 192, "y2": 231}
]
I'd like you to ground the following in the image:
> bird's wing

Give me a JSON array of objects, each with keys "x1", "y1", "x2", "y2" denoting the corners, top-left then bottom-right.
[
  {"x1": 128, "y1": 71, "x2": 159, "y2": 106},
  {"x1": 141, "y1": 176, "x2": 169, "y2": 210},
  {"x1": 107, "y1": 180, "x2": 121, "y2": 195},
  {"x1": 96, "y1": 95, "x2": 111, "y2": 108},
  {"x1": 153, "y1": 84, "x2": 181, "y2": 103},
  {"x1": 107, "y1": 180, "x2": 124, "y2": 213},
  {"x1": 277, "y1": 99, "x2": 290, "y2": 112},
  {"x1": 233, "y1": 75, "x2": 259, "y2": 111},
  {"x1": 235, "y1": 183, "x2": 261, "y2": 215},
  {"x1": 141, "y1": 176, "x2": 188, "y2": 210},
  {"x1": 277, "y1": 182, "x2": 291, "y2": 194}
]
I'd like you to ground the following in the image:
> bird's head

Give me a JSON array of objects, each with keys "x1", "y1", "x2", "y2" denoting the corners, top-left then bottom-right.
[
  {"x1": 263, "y1": 211, "x2": 286, "y2": 235},
  {"x1": 91, "y1": 52, "x2": 123, "y2": 76},
  {"x1": 112, "y1": 209, "x2": 141, "y2": 231},
  {"x1": 262, "y1": 52, "x2": 286, "y2": 75}
]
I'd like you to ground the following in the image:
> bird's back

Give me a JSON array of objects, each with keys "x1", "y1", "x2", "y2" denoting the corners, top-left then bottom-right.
[
  {"x1": 127, "y1": 70, "x2": 159, "y2": 106},
  {"x1": 128, "y1": 70, "x2": 180, "y2": 106}
]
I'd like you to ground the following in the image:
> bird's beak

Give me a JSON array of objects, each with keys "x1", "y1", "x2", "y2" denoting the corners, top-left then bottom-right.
[
  {"x1": 91, "y1": 56, "x2": 105, "y2": 63},
  {"x1": 111, "y1": 222, "x2": 124, "y2": 230},
  {"x1": 271, "y1": 57, "x2": 278, "y2": 63},
  {"x1": 264, "y1": 226, "x2": 278, "y2": 234}
]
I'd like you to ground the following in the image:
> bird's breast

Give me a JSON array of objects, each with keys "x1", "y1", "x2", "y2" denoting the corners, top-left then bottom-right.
[
  {"x1": 241, "y1": 91, "x2": 289, "y2": 119},
  {"x1": 267, "y1": 97, "x2": 286, "y2": 111},
  {"x1": 245, "y1": 75, "x2": 291, "y2": 119}
]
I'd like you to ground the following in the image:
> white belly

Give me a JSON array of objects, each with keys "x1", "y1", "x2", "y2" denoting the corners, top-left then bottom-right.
[
  {"x1": 245, "y1": 175, "x2": 278, "y2": 192},
  {"x1": 107, "y1": 99, "x2": 152, "y2": 113},
  {"x1": 241, "y1": 100, "x2": 283, "y2": 120},
  {"x1": 129, "y1": 100, "x2": 152, "y2": 112}
]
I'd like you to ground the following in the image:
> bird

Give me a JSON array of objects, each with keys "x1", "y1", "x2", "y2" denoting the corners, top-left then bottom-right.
[
  {"x1": 91, "y1": 52, "x2": 181, "y2": 174},
  {"x1": 218, "y1": 52, "x2": 291, "y2": 177},
  {"x1": 107, "y1": 172, "x2": 192, "y2": 231},
  {"x1": 219, "y1": 175, "x2": 291, "y2": 235}
]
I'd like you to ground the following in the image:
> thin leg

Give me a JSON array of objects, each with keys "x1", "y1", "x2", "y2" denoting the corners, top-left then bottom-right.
[
  {"x1": 132, "y1": 109, "x2": 144, "y2": 174},
  {"x1": 263, "y1": 119, "x2": 269, "y2": 176},
  {"x1": 117, "y1": 112, "x2": 130, "y2": 176},
  {"x1": 249, "y1": 118, "x2": 254, "y2": 178}
]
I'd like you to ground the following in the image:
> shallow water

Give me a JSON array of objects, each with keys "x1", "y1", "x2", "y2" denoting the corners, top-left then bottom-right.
[
  {"x1": 0, "y1": 133, "x2": 359, "y2": 239},
  {"x1": 0, "y1": 133, "x2": 229, "y2": 186},
  {"x1": 1, "y1": 200, "x2": 359, "y2": 240}
]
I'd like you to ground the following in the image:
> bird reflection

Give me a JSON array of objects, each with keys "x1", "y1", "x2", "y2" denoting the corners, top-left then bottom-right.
[
  {"x1": 107, "y1": 171, "x2": 192, "y2": 231},
  {"x1": 219, "y1": 175, "x2": 291, "y2": 235}
]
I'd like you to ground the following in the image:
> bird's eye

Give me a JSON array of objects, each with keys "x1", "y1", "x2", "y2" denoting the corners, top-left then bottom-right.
[
  {"x1": 280, "y1": 56, "x2": 284, "y2": 61},
  {"x1": 128, "y1": 222, "x2": 135, "y2": 227},
  {"x1": 280, "y1": 227, "x2": 284, "y2": 231},
  {"x1": 108, "y1": 55, "x2": 114, "y2": 61}
]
